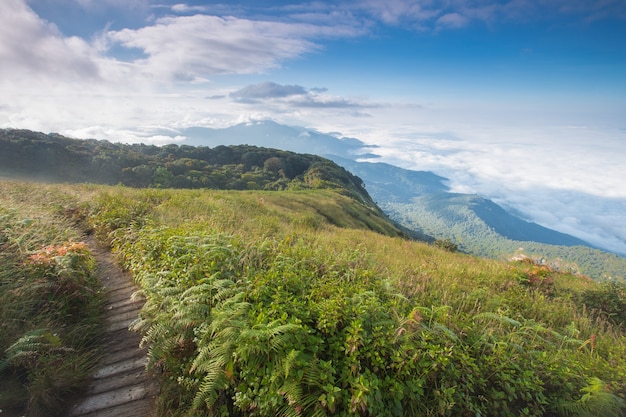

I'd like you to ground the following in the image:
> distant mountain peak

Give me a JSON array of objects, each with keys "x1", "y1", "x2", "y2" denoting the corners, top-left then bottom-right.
[{"x1": 183, "y1": 121, "x2": 371, "y2": 159}]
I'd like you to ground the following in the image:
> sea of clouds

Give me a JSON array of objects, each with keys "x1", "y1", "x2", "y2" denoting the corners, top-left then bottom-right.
[{"x1": 357, "y1": 122, "x2": 626, "y2": 255}]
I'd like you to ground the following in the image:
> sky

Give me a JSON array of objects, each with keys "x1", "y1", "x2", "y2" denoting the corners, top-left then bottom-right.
[{"x1": 1, "y1": 0, "x2": 626, "y2": 254}]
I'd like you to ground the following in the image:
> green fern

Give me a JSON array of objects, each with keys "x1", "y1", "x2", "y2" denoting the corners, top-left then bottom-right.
[
  {"x1": 281, "y1": 349, "x2": 301, "y2": 379},
  {"x1": 554, "y1": 378, "x2": 625, "y2": 417},
  {"x1": 191, "y1": 366, "x2": 229, "y2": 411},
  {"x1": 431, "y1": 322, "x2": 459, "y2": 342},
  {"x1": 188, "y1": 297, "x2": 250, "y2": 412},
  {"x1": 473, "y1": 311, "x2": 521, "y2": 328},
  {"x1": 4, "y1": 329, "x2": 64, "y2": 368},
  {"x1": 276, "y1": 379, "x2": 304, "y2": 417}
]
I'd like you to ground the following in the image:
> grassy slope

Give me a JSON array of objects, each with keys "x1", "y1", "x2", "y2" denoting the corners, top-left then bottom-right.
[
  {"x1": 2, "y1": 180, "x2": 625, "y2": 417},
  {"x1": 0, "y1": 181, "x2": 103, "y2": 417}
]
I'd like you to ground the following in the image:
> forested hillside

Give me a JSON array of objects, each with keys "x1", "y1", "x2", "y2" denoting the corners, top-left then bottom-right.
[
  {"x1": 382, "y1": 194, "x2": 626, "y2": 281},
  {"x1": 0, "y1": 129, "x2": 373, "y2": 207}
]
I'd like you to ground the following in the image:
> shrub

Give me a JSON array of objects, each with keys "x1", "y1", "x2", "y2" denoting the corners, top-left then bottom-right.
[
  {"x1": 434, "y1": 238, "x2": 459, "y2": 252},
  {"x1": 578, "y1": 282, "x2": 626, "y2": 327}
]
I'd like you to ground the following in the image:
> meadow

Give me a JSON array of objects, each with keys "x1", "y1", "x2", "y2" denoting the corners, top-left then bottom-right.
[{"x1": 1, "y1": 180, "x2": 624, "y2": 416}]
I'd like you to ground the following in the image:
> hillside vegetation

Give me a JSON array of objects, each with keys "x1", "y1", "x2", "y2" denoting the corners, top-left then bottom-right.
[
  {"x1": 382, "y1": 194, "x2": 626, "y2": 281},
  {"x1": 0, "y1": 182, "x2": 103, "y2": 416},
  {"x1": 0, "y1": 129, "x2": 374, "y2": 207},
  {"x1": 2, "y1": 179, "x2": 625, "y2": 417}
]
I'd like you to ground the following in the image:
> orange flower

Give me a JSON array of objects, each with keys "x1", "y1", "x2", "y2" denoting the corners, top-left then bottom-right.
[{"x1": 26, "y1": 241, "x2": 87, "y2": 266}]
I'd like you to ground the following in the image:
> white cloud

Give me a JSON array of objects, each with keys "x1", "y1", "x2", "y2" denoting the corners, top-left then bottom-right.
[
  {"x1": 170, "y1": 3, "x2": 209, "y2": 14},
  {"x1": 104, "y1": 15, "x2": 315, "y2": 80},
  {"x1": 0, "y1": 0, "x2": 367, "y2": 139},
  {"x1": 102, "y1": 13, "x2": 364, "y2": 82},
  {"x1": 228, "y1": 82, "x2": 373, "y2": 114},
  {"x1": 554, "y1": 0, "x2": 626, "y2": 20},
  {"x1": 360, "y1": 0, "x2": 439, "y2": 25},
  {"x1": 4, "y1": 1, "x2": 363, "y2": 90},
  {"x1": 500, "y1": 189, "x2": 626, "y2": 255},
  {"x1": 0, "y1": 0, "x2": 100, "y2": 84},
  {"x1": 355, "y1": 0, "x2": 626, "y2": 31},
  {"x1": 230, "y1": 82, "x2": 308, "y2": 102},
  {"x1": 436, "y1": 12, "x2": 469, "y2": 29},
  {"x1": 64, "y1": 125, "x2": 186, "y2": 144},
  {"x1": 72, "y1": 0, "x2": 148, "y2": 10}
]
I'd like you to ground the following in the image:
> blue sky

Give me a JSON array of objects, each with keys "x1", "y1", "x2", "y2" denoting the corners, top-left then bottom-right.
[{"x1": 1, "y1": 0, "x2": 626, "y2": 254}]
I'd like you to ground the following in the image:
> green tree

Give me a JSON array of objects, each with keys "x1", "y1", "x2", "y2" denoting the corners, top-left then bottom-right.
[{"x1": 153, "y1": 166, "x2": 175, "y2": 188}]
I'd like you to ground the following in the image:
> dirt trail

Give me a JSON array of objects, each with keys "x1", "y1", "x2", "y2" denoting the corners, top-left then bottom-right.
[{"x1": 67, "y1": 238, "x2": 159, "y2": 417}]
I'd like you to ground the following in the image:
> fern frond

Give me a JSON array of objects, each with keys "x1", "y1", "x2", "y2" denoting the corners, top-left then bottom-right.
[
  {"x1": 310, "y1": 407, "x2": 327, "y2": 417},
  {"x1": 0, "y1": 356, "x2": 9, "y2": 373},
  {"x1": 191, "y1": 367, "x2": 228, "y2": 411},
  {"x1": 431, "y1": 322, "x2": 459, "y2": 342},
  {"x1": 281, "y1": 349, "x2": 301, "y2": 379},
  {"x1": 173, "y1": 303, "x2": 212, "y2": 327},
  {"x1": 268, "y1": 323, "x2": 300, "y2": 352},
  {"x1": 211, "y1": 279, "x2": 239, "y2": 303},
  {"x1": 302, "y1": 358, "x2": 323, "y2": 387},
  {"x1": 130, "y1": 288, "x2": 146, "y2": 302},
  {"x1": 191, "y1": 342, "x2": 234, "y2": 374},
  {"x1": 4, "y1": 329, "x2": 64, "y2": 369},
  {"x1": 156, "y1": 284, "x2": 184, "y2": 298},
  {"x1": 553, "y1": 378, "x2": 626, "y2": 417},
  {"x1": 473, "y1": 312, "x2": 521, "y2": 327},
  {"x1": 278, "y1": 379, "x2": 303, "y2": 416}
]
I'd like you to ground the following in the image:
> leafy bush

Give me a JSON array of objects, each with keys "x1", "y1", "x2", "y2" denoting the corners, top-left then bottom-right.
[
  {"x1": 434, "y1": 238, "x2": 458, "y2": 252},
  {"x1": 578, "y1": 282, "x2": 626, "y2": 327}
]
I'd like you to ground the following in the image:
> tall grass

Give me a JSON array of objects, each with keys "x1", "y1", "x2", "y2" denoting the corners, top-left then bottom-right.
[{"x1": 0, "y1": 181, "x2": 103, "y2": 417}]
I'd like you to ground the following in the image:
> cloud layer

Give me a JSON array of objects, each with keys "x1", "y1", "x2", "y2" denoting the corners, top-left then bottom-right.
[
  {"x1": 4, "y1": 1, "x2": 367, "y2": 88},
  {"x1": 230, "y1": 82, "x2": 309, "y2": 103},
  {"x1": 0, "y1": 0, "x2": 368, "y2": 139},
  {"x1": 293, "y1": 0, "x2": 626, "y2": 31},
  {"x1": 230, "y1": 82, "x2": 370, "y2": 111}
]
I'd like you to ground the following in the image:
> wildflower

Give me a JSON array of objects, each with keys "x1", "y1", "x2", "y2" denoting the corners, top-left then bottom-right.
[
  {"x1": 590, "y1": 333, "x2": 596, "y2": 352},
  {"x1": 26, "y1": 241, "x2": 87, "y2": 266}
]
